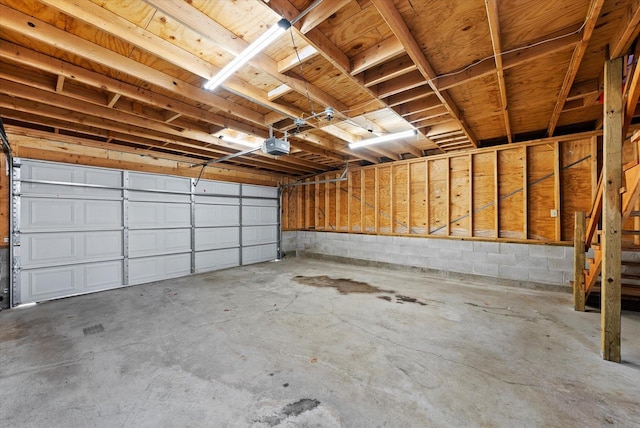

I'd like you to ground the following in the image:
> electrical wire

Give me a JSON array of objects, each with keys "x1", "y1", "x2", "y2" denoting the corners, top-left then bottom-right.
[
  {"x1": 330, "y1": 19, "x2": 589, "y2": 134},
  {"x1": 289, "y1": 28, "x2": 316, "y2": 116}
]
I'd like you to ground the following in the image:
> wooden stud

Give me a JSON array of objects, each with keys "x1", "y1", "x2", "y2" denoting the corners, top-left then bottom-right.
[
  {"x1": 425, "y1": 159, "x2": 430, "y2": 235},
  {"x1": 523, "y1": 146, "x2": 528, "y2": 239},
  {"x1": 336, "y1": 173, "x2": 341, "y2": 231},
  {"x1": 305, "y1": 179, "x2": 311, "y2": 230},
  {"x1": 554, "y1": 141, "x2": 562, "y2": 241},
  {"x1": 446, "y1": 157, "x2": 451, "y2": 236},
  {"x1": 601, "y1": 57, "x2": 623, "y2": 362},
  {"x1": 324, "y1": 175, "x2": 330, "y2": 230},
  {"x1": 573, "y1": 211, "x2": 587, "y2": 311},
  {"x1": 494, "y1": 150, "x2": 500, "y2": 237},
  {"x1": 360, "y1": 169, "x2": 365, "y2": 232},
  {"x1": 390, "y1": 164, "x2": 394, "y2": 233},
  {"x1": 469, "y1": 154, "x2": 474, "y2": 237},
  {"x1": 315, "y1": 176, "x2": 320, "y2": 229},
  {"x1": 375, "y1": 167, "x2": 379, "y2": 233},
  {"x1": 407, "y1": 163, "x2": 412, "y2": 234},
  {"x1": 348, "y1": 171, "x2": 353, "y2": 233},
  {"x1": 55, "y1": 74, "x2": 65, "y2": 93}
]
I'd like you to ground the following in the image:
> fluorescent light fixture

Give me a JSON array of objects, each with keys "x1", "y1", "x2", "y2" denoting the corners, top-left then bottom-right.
[
  {"x1": 348, "y1": 129, "x2": 418, "y2": 149},
  {"x1": 217, "y1": 134, "x2": 261, "y2": 148},
  {"x1": 204, "y1": 18, "x2": 291, "y2": 91}
]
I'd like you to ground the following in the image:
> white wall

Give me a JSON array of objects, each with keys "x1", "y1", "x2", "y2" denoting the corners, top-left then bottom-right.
[{"x1": 283, "y1": 231, "x2": 574, "y2": 288}]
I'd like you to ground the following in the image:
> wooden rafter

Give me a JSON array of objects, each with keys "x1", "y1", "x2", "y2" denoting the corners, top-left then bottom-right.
[
  {"x1": 485, "y1": 0, "x2": 513, "y2": 143},
  {"x1": 370, "y1": 0, "x2": 477, "y2": 147},
  {"x1": 298, "y1": 0, "x2": 352, "y2": 34},
  {"x1": 609, "y1": 0, "x2": 640, "y2": 59},
  {"x1": 547, "y1": 0, "x2": 606, "y2": 137}
]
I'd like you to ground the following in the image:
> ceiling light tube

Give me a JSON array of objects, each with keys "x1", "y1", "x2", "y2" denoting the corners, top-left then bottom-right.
[
  {"x1": 348, "y1": 129, "x2": 418, "y2": 149},
  {"x1": 204, "y1": 18, "x2": 291, "y2": 91}
]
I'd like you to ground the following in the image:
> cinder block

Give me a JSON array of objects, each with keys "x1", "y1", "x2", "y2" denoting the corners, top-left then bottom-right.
[
  {"x1": 463, "y1": 251, "x2": 489, "y2": 264},
  {"x1": 563, "y1": 272, "x2": 575, "y2": 286},
  {"x1": 564, "y1": 247, "x2": 574, "y2": 260},
  {"x1": 362, "y1": 234, "x2": 377, "y2": 243},
  {"x1": 473, "y1": 262, "x2": 499, "y2": 277},
  {"x1": 498, "y1": 265, "x2": 530, "y2": 280},
  {"x1": 515, "y1": 254, "x2": 547, "y2": 269},
  {"x1": 439, "y1": 249, "x2": 462, "y2": 260},
  {"x1": 450, "y1": 260, "x2": 473, "y2": 274},
  {"x1": 499, "y1": 242, "x2": 530, "y2": 255},
  {"x1": 348, "y1": 234, "x2": 364, "y2": 242},
  {"x1": 425, "y1": 257, "x2": 449, "y2": 270},
  {"x1": 487, "y1": 252, "x2": 516, "y2": 266},
  {"x1": 474, "y1": 241, "x2": 500, "y2": 253},
  {"x1": 392, "y1": 236, "x2": 410, "y2": 246},
  {"x1": 376, "y1": 235, "x2": 392, "y2": 244},
  {"x1": 529, "y1": 245, "x2": 565, "y2": 258},
  {"x1": 528, "y1": 268, "x2": 564, "y2": 285},
  {"x1": 548, "y1": 257, "x2": 572, "y2": 273}
]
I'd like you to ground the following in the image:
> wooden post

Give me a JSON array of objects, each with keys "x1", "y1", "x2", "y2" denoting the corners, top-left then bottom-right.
[
  {"x1": 374, "y1": 167, "x2": 379, "y2": 233},
  {"x1": 425, "y1": 159, "x2": 430, "y2": 235},
  {"x1": 554, "y1": 141, "x2": 562, "y2": 241},
  {"x1": 601, "y1": 57, "x2": 623, "y2": 362},
  {"x1": 523, "y1": 146, "x2": 528, "y2": 239},
  {"x1": 573, "y1": 211, "x2": 586, "y2": 311}
]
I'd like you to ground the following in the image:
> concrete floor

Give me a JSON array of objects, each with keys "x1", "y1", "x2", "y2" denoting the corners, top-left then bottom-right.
[{"x1": 1, "y1": 258, "x2": 639, "y2": 427}]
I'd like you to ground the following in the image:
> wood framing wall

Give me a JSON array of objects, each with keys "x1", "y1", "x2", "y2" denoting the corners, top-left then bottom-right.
[{"x1": 283, "y1": 133, "x2": 604, "y2": 244}]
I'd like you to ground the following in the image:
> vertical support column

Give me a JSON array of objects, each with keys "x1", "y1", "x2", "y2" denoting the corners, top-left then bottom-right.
[
  {"x1": 554, "y1": 141, "x2": 562, "y2": 241},
  {"x1": 190, "y1": 179, "x2": 196, "y2": 274},
  {"x1": 360, "y1": 169, "x2": 365, "y2": 232},
  {"x1": 601, "y1": 57, "x2": 623, "y2": 362},
  {"x1": 347, "y1": 173, "x2": 352, "y2": 232},
  {"x1": 335, "y1": 173, "x2": 341, "y2": 231},
  {"x1": 446, "y1": 157, "x2": 450, "y2": 236},
  {"x1": 122, "y1": 171, "x2": 130, "y2": 286},
  {"x1": 407, "y1": 163, "x2": 412, "y2": 234},
  {"x1": 374, "y1": 167, "x2": 379, "y2": 233},
  {"x1": 11, "y1": 159, "x2": 21, "y2": 306},
  {"x1": 494, "y1": 151, "x2": 499, "y2": 238},
  {"x1": 389, "y1": 164, "x2": 394, "y2": 234},
  {"x1": 573, "y1": 211, "x2": 586, "y2": 311}
]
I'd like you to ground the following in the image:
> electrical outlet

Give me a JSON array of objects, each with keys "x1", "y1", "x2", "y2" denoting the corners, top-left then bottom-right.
[{"x1": 550, "y1": 209, "x2": 558, "y2": 218}]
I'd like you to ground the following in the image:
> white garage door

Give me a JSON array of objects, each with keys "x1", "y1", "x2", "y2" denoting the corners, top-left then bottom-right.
[{"x1": 12, "y1": 159, "x2": 279, "y2": 305}]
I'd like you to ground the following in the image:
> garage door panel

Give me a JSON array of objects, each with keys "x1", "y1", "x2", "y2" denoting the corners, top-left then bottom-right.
[
  {"x1": 22, "y1": 162, "x2": 122, "y2": 198},
  {"x1": 129, "y1": 253, "x2": 191, "y2": 285},
  {"x1": 194, "y1": 195, "x2": 239, "y2": 205},
  {"x1": 195, "y1": 180, "x2": 240, "y2": 196},
  {"x1": 129, "y1": 228, "x2": 191, "y2": 257},
  {"x1": 242, "y1": 225, "x2": 277, "y2": 246},
  {"x1": 21, "y1": 260, "x2": 123, "y2": 303},
  {"x1": 22, "y1": 231, "x2": 122, "y2": 266},
  {"x1": 15, "y1": 160, "x2": 279, "y2": 304},
  {"x1": 22, "y1": 198, "x2": 123, "y2": 231},
  {"x1": 128, "y1": 173, "x2": 190, "y2": 192},
  {"x1": 242, "y1": 243, "x2": 277, "y2": 265},
  {"x1": 195, "y1": 248, "x2": 239, "y2": 272},
  {"x1": 242, "y1": 206, "x2": 277, "y2": 226},
  {"x1": 243, "y1": 198, "x2": 278, "y2": 207},
  {"x1": 195, "y1": 227, "x2": 239, "y2": 251},
  {"x1": 242, "y1": 184, "x2": 277, "y2": 198},
  {"x1": 195, "y1": 204, "x2": 239, "y2": 227},
  {"x1": 129, "y1": 190, "x2": 191, "y2": 203},
  {"x1": 129, "y1": 202, "x2": 191, "y2": 228}
]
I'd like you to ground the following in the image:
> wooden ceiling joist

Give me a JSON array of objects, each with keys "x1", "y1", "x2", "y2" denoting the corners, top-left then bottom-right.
[
  {"x1": 370, "y1": 0, "x2": 477, "y2": 148},
  {"x1": 609, "y1": 0, "x2": 640, "y2": 59},
  {"x1": 485, "y1": 0, "x2": 513, "y2": 143},
  {"x1": 547, "y1": 0, "x2": 606, "y2": 137}
]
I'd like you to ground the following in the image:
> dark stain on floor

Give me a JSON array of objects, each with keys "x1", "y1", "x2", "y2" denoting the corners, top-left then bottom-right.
[
  {"x1": 257, "y1": 398, "x2": 321, "y2": 426},
  {"x1": 293, "y1": 275, "x2": 394, "y2": 294},
  {"x1": 396, "y1": 294, "x2": 427, "y2": 306}
]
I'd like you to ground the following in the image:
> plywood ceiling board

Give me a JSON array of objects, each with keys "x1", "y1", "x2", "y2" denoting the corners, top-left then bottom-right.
[
  {"x1": 498, "y1": 0, "x2": 589, "y2": 51},
  {"x1": 394, "y1": 0, "x2": 493, "y2": 75}
]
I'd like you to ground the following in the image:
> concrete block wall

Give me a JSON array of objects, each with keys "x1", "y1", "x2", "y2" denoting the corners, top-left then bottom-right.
[{"x1": 282, "y1": 231, "x2": 574, "y2": 288}]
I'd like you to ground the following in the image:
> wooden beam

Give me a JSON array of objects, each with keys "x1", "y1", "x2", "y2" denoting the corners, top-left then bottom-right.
[
  {"x1": 371, "y1": 0, "x2": 477, "y2": 147},
  {"x1": 374, "y1": 70, "x2": 429, "y2": 98},
  {"x1": 351, "y1": 37, "x2": 405, "y2": 75},
  {"x1": 268, "y1": 84, "x2": 294, "y2": 101},
  {"x1": 362, "y1": 55, "x2": 417, "y2": 87},
  {"x1": 298, "y1": 0, "x2": 352, "y2": 34},
  {"x1": 609, "y1": 0, "x2": 640, "y2": 59},
  {"x1": 624, "y1": 44, "x2": 640, "y2": 136},
  {"x1": 278, "y1": 45, "x2": 318, "y2": 73},
  {"x1": 573, "y1": 211, "x2": 587, "y2": 311},
  {"x1": 567, "y1": 79, "x2": 600, "y2": 101},
  {"x1": 55, "y1": 74, "x2": 64, "y2": 93},
  {"x1": 485, "y1": 0, "x2": 512, "y2": 143},
  {"x1": 547, "y1": 0, "x2": 605, "y2": 136},
  {"x1": 0, "y1": 5, "x2": 266, "y2": 125},
  {"x1": 393, "y1": 96, "x2": 441, "y2": 117},
  {"x1": 601, "y1": 57, "x2": 623, "y2": 362}
]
